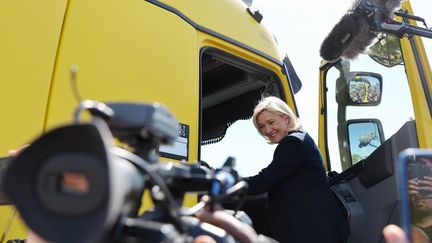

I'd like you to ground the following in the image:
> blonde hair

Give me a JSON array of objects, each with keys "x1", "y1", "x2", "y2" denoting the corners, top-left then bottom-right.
[{"x1": 252, "y1": 96, "x2": 302, "y2": 140}]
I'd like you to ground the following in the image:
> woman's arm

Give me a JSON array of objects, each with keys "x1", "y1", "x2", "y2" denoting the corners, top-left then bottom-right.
[{"x1": 246, "y1": 137, "x2": 306, "y2": 195}]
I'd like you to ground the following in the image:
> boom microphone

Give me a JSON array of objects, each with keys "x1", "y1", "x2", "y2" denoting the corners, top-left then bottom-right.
[{"x1": 320, "y1": 0, "x2": 402, "y2": 62}]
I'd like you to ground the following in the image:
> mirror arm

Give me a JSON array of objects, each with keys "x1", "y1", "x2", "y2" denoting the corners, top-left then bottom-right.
[
  {"x1": 380, "y1": 23, "x2": 432, "y2": 39},
  {"x1": 337, "y1": 105, "x2": 351, "y2": 170}
]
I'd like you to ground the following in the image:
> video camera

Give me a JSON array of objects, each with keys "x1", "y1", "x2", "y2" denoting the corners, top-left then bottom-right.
[{"x1": 2, "y1": 100, "x2": 248, "y2": 243}]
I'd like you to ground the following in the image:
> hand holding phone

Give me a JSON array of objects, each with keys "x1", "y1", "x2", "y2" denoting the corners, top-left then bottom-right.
[{"x1": 398, "y1": 149, "x2": 432, "y2": 242}]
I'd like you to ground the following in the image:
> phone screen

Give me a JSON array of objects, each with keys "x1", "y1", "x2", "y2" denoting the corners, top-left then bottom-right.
[
  {"x1": 399, "y1": 149, "x2": 432, "y2": 242},
  {"x1": 0, "y1": 156, "x2": 12, "y2": 204}
]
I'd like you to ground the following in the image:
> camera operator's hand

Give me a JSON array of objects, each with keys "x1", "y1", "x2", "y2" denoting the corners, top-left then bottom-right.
[
  {"x1": 193, "y1": 235, "x2": 217, "y2": 243},
  {"x1": 408, "y1": 178, "x2": 420, "y2": 196},
  {"x1": 383, "y1": 225, "x2": 409, "y2": 243},
  {"x1": 26, "y1": 232, "x2": 49, "y2": 243},
  {"x1": 418, "y1": 176, "x2": 432, "y2": 196},
  {"x1": 8, "y1": 145, "x2": 29, "y2": 157},
  {"x1": 407, "y1": 177, "x2": 432, "y2": 196},
  {"x1": 194, "y1": 196, "x2": 259, "y2": 243},
  {"x1": 383, "y1": 224, "x2": 430, "y2": 243},
  {"x1": 195, "y1": 209, "x2": 258, "y2": 243}
]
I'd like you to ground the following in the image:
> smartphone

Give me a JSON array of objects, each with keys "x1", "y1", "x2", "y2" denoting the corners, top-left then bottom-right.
[
  {"x1": 0, "y1": 156, "x2": 12, "y2": 204},
  {"x1": 398, "y1": 148, "x2": 432, "y2": 242}
]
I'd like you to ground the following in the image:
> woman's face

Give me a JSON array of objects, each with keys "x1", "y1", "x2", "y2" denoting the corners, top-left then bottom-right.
[{"x1": 257, "y1": 110, "x2": 290, "y2": 143}]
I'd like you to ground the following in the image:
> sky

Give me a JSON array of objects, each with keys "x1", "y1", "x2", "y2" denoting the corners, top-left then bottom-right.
[{"x1": 252, "y1": 0, "x2": 432, "y2": 141}]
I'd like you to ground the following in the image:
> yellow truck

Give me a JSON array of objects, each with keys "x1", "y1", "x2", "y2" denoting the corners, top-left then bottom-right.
[
  {"x1": 0, "y1": 0, "x2": 300, "y2": 241},
  {"x1": 0, "y1": 0, "x2": 430, "y2": 242}
]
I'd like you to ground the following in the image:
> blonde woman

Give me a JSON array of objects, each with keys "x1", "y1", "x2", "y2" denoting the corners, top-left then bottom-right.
[{"x1": 245, "y1": 96, "x2": 346, "y2": 243}]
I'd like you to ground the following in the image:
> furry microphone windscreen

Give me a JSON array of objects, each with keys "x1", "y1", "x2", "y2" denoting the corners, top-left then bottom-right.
[{"x1": 319, "y1": 0, "x2": 403, "y2": 62}]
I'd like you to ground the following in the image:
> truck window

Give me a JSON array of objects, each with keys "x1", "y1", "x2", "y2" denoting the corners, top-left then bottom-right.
[
  {"x1": 199, "y1": 49, "x2": 283, "y2": 176},
  {"x1": 325, "y1": 39, "x2": 415, "y2": 172}
]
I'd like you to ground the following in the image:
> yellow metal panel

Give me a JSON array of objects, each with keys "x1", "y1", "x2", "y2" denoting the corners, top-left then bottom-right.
[
  {"x1": 400, "y1": 1, "x2": 432, "y2": 148},
  {"x1": 318, "y1": 67, "x2": 328, "y2": 170},
  {"x1": 0, "y1": 207, "x2": 27, "y2": 243},
  {"x1": 0, "y1": 206, "x2": 16, "y2": 241},
  {"x1": 0, "y1": 0, "x2": 67, "y2": 153},
  {"x1": 0, "y1": 0, "x2": 67, "y2": 240},
  {"x1": 46, "y1": 0, "x2": 199, "y2": 160},
  {"x1": 158, "y1": 0, "x2": 282, "y2": 61}
]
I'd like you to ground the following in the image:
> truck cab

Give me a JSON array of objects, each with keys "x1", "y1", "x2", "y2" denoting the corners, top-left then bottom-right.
[{"x1": 318, "y1": 1, "x2": 432, "y2": 242}]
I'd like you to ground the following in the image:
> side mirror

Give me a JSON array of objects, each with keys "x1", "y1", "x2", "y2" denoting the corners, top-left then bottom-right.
[
  {"x1": 336, "y1": 72, "x2": 383, "y2": 106},
  {"x1": 347, "y1": 119, "x2": 385, "y2": 165},
  {"x1": 368, "y1": 34, "x2": 403, "y2": 68}
]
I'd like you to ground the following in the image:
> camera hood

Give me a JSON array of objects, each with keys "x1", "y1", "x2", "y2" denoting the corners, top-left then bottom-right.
[{"x1": 3, "y1": 121, "x2": 143, "y2": 243}]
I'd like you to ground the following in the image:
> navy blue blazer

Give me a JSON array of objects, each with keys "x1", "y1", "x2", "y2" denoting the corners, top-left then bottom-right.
[{"x1": 245, "y1": 131, "x2": 343, "y2": 243}]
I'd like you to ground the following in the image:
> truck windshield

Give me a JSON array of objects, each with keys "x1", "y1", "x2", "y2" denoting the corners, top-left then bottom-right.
[{"x1": 325, "y1": 36, "x2": 415, "y2": 172}]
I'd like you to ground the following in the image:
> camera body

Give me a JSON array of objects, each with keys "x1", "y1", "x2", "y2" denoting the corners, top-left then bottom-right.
[{"x1": 2, "y1": 100, "x2": 246, "y2": 243}]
